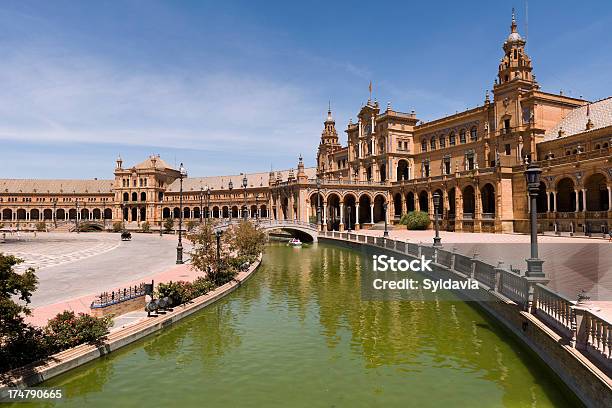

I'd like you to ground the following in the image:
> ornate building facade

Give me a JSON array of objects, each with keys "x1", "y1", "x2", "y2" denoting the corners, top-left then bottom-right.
[{"x1": 0, "y1": 13, "x2": 610, "y2": 235}]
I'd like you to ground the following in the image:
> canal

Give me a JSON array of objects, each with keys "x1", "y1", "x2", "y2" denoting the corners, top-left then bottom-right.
[{"x1": 36, "y1": 242, "x2": 579, "y2": 407}]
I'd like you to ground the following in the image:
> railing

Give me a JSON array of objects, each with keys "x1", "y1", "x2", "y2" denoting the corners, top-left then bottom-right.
[
  {"x1": 91, "y1": 283, "x2": 146, "y2": 309},
  {"x1": 500, "y1": 269, "x2": 528, "y2": 305},
  {"x1": 584, "y1": 311, "x2": 612, "y2": 368},
  {"x1": 534, "y1": 284, "x2": 575, "y2": 336}
]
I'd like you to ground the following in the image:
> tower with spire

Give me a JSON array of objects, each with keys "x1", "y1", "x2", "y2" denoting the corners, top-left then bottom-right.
[
  {"x1": 317, "y1": 103, "x2": 341, "y2": 176},
  {"x1": 496, "y1": 8, "x2": 536, "y2": 87}
]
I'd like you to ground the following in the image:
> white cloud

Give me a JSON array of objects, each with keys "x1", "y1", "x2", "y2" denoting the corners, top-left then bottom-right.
[{"x1": 0, "y1": 46, "x2": 322, "y2": 153}]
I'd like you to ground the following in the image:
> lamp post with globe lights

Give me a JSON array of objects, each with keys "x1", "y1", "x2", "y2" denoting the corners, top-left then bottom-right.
[
  {"x1": 525, "y1": 162, "x2": 544, "y2": 277},
  {"x1": 433, "y1": 192, "x2": 442, "y2": 247},
  {"x1": 176, "y1": 163, "x2": 187, "y2": 264},
  {"x1": 228, "y1": 180, "x2": 233, "y2": 221},
  {"x1": 242, "y1": 174, "x2": 248, "y2": 219}
]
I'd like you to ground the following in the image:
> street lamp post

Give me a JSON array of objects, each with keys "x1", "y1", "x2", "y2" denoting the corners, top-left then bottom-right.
[
  {"x1": 206, "y1": 187, "x2": 211, "y2": 226},
  {"x1": 316, "y1": 177, "x2": 322, "y2": 230},
  {"x1": 525, "y1": 162, "x2": 544, "y2": 277},
  {"x1": 75, "y1": 201, "x2": 80, "y2": 234},
  {"x1": 433, "y1": 192, "x2": 442, "y2": 247},
  {"x1": 347, "y1": 206, "x2": 352, "y2": 232},
  {"x1": 199, "y1": 187, "x2": 204, "y2": 224},
  {"x1": 215, "y1": 229, "x2": 223, "y2": 273},
  {"x1": 383, "y1": 201, "x2": 389, "y2": 238},
  {"x1": 228, "y1": 180, "x2": 233, "y2": 221},
  {"x1": 242, "y1": 175, "x2": 248, "y2": 219},
  {"x1": 255, "y1": 193, "x2": 260, "y2": 221},
  {"x1": 52, "y1": 198, "x2": 58, "y2": 228},
  {"x1": 176, "y1": 163, "x2": 187, "y2": 265}
]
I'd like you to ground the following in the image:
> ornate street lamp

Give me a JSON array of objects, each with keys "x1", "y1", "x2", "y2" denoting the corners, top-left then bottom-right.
[
  {"x1": 52, "y1": 198, "x2": 58, "y2": 228},
  {"x1": 255, "y1": 193, "x2": 260, "y2": 221},
  {"x1": 206, "y1": 186, "x2": 211, "y2": 226},
  {"x1": 176, "y1": 163, "x2": 187, "y2": 264},
  {"x1": 228, "y1": 180, "x2": 233, "y2": 220},
  {"x1": 347, "y1": 205, "x2": 352, "y2": 232},
  {"x1": 525, "y1": 162, "x2": 544, "y2": 277},
  {"x1": 316, "y1": 177, "x2": 322, "y2": 230},
  {"x1": 199, "y1": 186, "x2": 204, "y2": 224},
  {"x1": 75, "y1": 200, "x2": 80, "y2": 234},
  {"x1": 215, "y1": 229, "x2": 223, "y2": 272},
  {"x1": 433, "y1": 192, "x2": 442, "y2": 247},
  {"x1": 242, "y1": 174, "x2": 248, "y2": 219},
  {"x1": 383, "y1": 201, "x2": 389, "y2": 238}
]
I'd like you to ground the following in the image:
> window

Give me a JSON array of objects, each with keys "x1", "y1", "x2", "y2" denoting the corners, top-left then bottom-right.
[
  {"x1": 430, "y1": 137, "x2": 436, "y2": 150},
  {"x1": 470, "y1": 126, "x2": 477, "y2": 141},
  {"x1": 466, "y1": 156, "x2": 475, "y2": 170},
  {"x1": 421, "y1": 140, "x2": 428, "y2": 152},
  {"x1": 443, "y1": 159, "x2": 451, "y2": 175},
  {"x1": 439, "y1": 136, "x2": 446, "y2": 148},
  {"x1": 504, "y1": 119, "x2": 511, "y2": 133},
  {"x1": 398, "y1": 141, "x2": 402, "y2": 150},
  {"x1": 423, "y1": 162, "x2": 430, "y2": 177},
  {"x1": 449, "y1": 132, "x2": 456, "y2": 146},
  {"x1": 504, "y1": 144, "x2": 511, "y2": 155},
  {"x1": 459, "y1": 129, "x2": 466, "y2": 144},
  {"x1": 595, "y1": 144, "x2": 601, "y2": 150},
  {"x1": 404, "y1": 141, "x2": 409, "y2": 150}
]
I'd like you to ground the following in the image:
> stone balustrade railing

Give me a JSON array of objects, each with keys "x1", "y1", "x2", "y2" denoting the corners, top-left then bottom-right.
[
  {"x1": 321, "y1": 230, "x2": 612, "y2": 373},
  {"x1": 534, "y1": 284, "x2": 575, "y2": 336}
]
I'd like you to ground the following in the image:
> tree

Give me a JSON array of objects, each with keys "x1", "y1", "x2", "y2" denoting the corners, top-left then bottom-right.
[
  {"x1": 188, "y1": 223, "x2": 219, "y2": 275},
  {"x1": 164, "y1": 218, "x2": 175, "y2": 233},
  {"x1": 112, "y1": 221, "x2": 124, "y2": 232},
  {"x1": 227, "y1": 220, "x2": 267, "y2": 258},
  {"x1": 141, "y1": 221, "x2": 150, "y2": 232},
  {"x1": 0, "y1": 254, "x2": 38, "y2": 338}
]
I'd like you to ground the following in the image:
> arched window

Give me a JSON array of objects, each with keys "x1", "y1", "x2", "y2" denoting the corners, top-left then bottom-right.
[
  {"x1": 470, "y1": 126, "x2": 478, "y2": 141},
  {"x1": 449, "y1": 132, "x2": 456, "y2": 146},
  {"x1": 421, "y1": 139, "x2": 428, "y2": 152},
  {"x1": 430, "y1": 137, "x2": 436, "y2": 150},
  {"x1": 459, "y1": 129, "x2": 466, "y2": 144},
  {"x1": 131, "y1": 192, "x2": 137, "y2": 201},
  {"x1": 122, "y1": 192, "x2": 129, "y2": 202},
  {"x1": 439, "y1": 136, "x2": 446, "y2": 148},
  {"x1": 140, "y1": 192, "x2": 146, "y2": 201}
]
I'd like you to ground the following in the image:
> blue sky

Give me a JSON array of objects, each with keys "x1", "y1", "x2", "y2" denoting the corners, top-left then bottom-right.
[{"x1": 1, "y1": 0, "x2": 611, "y2": 179}]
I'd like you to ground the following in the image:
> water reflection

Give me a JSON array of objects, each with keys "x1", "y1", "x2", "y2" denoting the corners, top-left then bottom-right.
[{"x1": 34, "y1": 242, "x2": 579, "y2": 407}]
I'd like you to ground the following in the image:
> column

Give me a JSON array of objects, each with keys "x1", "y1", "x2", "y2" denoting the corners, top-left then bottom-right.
[
  {"x1": 547, "y1": 192, "x2": 552, "y2": 213},
  {"x1": 355, "y1": 203, "x2": 360, "y2": 229},
  {"x1": 456, "y1": 191, "x2": 463, "y2": 231},
  {"x1": 339, "y1": 202, "x2": 344, "y2": 231},
  {"x1": 575, "y1": 190, "x2": 580, "y2": 212},
  {"x1": 415, "y1": 193, "x2": 420, "y2": 212},
  {"x1": 401, "y1": 194, "x2": 406, "y2": 215},
  {"x1": 323, "y1": 200, "x2": 328, "y2": 227},
  {"x1": 552, "y1": 191, "x2": 557, "y2": 212},
  {"x1": 582, "y1": 189, "x2": 587, "y2": 212},
  {"x1": 608, "y1": 186, "x2": 611, "y2": 211},
  {"x1": 370, "y1": 204, "x2": 374, "y2": 224}
]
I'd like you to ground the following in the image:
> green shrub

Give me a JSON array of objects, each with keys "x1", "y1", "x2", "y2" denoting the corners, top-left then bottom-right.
[
  {"x1": 36, "y1": 221, "x2": 46, "y2": 232},
  {"x1": 141, "y1": 221, "x2": 150, "y2": 232},
  {"x1": 164, "y1": 218, "x2": 174, "y2": 233},
  {"x1": 399, "y1": 211, "x2": 431, "y2": 230},
  {"x1": 157, "y1": 281, "x2": 194, "y2": 305},
  {"x1": 191, "y1": 277, "x2": 215, "y2": 298},
  {"x1": 45, "y1": 311, "x2": 112, "y2": 352},
  {"x1": 186, "y1": 220, "x2": 197, "y2": 231},
  {"x1": 112, "y1": 221, "x2": 124, "y2": 232}
]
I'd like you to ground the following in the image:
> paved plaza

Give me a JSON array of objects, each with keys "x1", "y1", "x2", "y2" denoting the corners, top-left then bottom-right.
[{"x1": 0, "y1": 232, "x2": 196, "y2": 325}]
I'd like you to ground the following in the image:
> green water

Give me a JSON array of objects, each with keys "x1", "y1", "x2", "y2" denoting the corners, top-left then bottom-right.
[{"x1": 31, "y1": 243, "x2": 578, "y2": 407}]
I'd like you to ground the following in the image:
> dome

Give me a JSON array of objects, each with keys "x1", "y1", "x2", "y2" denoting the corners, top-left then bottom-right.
[{"x1": 506, "y1": 32, "x2": 523, "y2": 43}]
